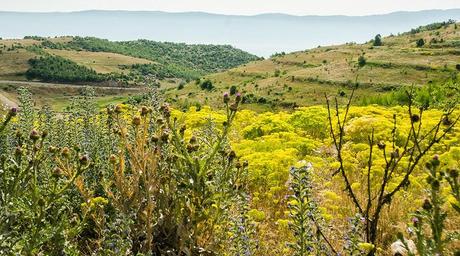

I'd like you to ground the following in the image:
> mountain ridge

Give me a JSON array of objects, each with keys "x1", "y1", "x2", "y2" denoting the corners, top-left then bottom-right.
[{"x1": 2, "y1": 9, "x2": 460, "y2": 56}]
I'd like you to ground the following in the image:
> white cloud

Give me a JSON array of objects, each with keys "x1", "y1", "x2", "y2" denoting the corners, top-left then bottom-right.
[{"x1": 2, "y1": 0, "x2": 459, "y2": 15}]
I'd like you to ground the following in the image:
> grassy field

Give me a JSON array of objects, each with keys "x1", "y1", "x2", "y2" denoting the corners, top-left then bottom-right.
[
  {"x1": 0, "y1": 81, "x2": 146, "y2": 111},
  {"x1": 0, "y1": 49, "x2": 37, "y2": 80},
  {"x1": 165, "y1": 22, "x2": 460, "y2": 111}
]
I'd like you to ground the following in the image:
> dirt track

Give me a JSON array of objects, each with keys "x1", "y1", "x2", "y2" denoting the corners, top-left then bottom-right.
[{"x1": 0, "y1": 80, "x2": 146, "y2": 91}]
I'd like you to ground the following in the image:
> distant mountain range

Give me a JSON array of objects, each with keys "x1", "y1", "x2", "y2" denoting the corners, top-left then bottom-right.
[{"x1": 1, "y1": 9, "x2": 460, "y2": 56}]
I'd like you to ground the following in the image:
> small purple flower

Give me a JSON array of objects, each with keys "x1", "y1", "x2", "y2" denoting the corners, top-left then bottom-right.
[
  {"x1": 412, "y1": 217, "x2": 419, "y2": 227},
  {"x1": 235, "y1": 92, "x2": 242, "y2": 103}
]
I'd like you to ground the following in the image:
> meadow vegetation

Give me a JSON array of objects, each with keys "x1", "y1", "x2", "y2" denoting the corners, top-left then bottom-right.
[
  {"x1": 0, "y1": 84, "x2": 459, "y2": 255},
  {"x1": 167, "y1": 22, "x2": 460, "y2": 111}
]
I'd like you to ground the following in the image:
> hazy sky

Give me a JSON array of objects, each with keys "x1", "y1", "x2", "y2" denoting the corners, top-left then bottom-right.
[{"x1": 2, "y1": 0, "x2": 460, "y2": 16}]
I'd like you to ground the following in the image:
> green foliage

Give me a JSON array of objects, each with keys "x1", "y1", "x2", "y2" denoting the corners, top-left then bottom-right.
[
  {"x1": 200, "y1": 79, "x2": 214, "y2": 91},
  {"x1": 230, "y1": 85, "x2": 238, "y2": 95},
  {"x1": 58, "y1": 37, "x2": 259, "y2": 80},
  {"x1": 373, "y1": 34, "x2": 382, "y2": 46},
  {"x1": 416, "y1": 38, "x2": 426, "y2": 47},
  {"x1": 288, "y1": 164, "x2": 333, "y2": 255},
  {"x1": 26, "y1": 55, "x2": 105, "y2": 83},
  {"x1": 358, "y1": 55, "x2": 367, "y2": 67},
  {"x1": 408, "y1": 20, "x2": 456, "y2": 34},
  {"x1": 408, "y1": 157, "x2": 459, "y2": 255}
]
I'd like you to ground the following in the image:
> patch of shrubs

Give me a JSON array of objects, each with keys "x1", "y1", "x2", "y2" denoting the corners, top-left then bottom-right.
[{"x1": 25, "y1": 55, "x2": 106, "y2": 83}]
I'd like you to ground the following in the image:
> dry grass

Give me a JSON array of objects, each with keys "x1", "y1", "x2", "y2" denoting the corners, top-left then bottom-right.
[{"x1": 0, "y1": 49, "x2": 37, "y2": 79}]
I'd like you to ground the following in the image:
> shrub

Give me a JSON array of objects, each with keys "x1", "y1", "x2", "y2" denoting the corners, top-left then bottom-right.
[
  {"x1": 416, "y1": 38, "x2": 425, "y2": 47},
  {"x1": 373, "y1": 34, "x2": 382, "y2": 46},
  {"x1": 358, "y1": 55, "x2": 367, "y2": 67},
  {"x1": 200, "y1": 79, "x2": 214, "y2": 90}
]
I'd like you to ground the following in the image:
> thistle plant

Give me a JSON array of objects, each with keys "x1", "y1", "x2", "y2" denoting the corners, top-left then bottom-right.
[
  {"x1": 0, "y1": 125, "x2": 89, "y2": 254},
  {"x1": 406, "y1": 156, "x2": 460, "y2": 255},
  {"x1": 287, "y1": 163, "x2": 336, "y2": 255}
]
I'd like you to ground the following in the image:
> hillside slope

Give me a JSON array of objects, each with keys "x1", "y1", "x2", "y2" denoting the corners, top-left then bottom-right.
[
  {"x1": 166, "y1": 21, "x2": 460, "y2": 111},
  {"x1": 0, "y1": 36, "x2": 259, "y2": 84}
]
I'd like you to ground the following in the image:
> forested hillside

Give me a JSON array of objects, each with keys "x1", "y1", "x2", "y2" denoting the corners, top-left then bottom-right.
[{"x1": 0, "y1": 36, "x2": 259, "y2": 84}]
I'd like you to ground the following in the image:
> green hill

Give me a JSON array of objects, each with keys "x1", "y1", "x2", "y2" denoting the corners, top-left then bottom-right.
[
  {"x1": 165, "y1": 21, "x2": 460, "y2": 111},
  {"x1": 0, "y1": 36, "x2": 260, "y2": 84}
]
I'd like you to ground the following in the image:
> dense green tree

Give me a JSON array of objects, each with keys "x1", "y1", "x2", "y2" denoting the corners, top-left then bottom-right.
[
  {"x1": 373, "y1": 34, "x2": 382, "y2": 46},
  {"x1": 230, "y1": 85, "x2": 238, "y2": 95},
  {"x1": 200, "y1": 79, "x2": 214, "y2": 91},
  {"x1": 416, "y1": 38, "x2": 425, "y2": 47}
]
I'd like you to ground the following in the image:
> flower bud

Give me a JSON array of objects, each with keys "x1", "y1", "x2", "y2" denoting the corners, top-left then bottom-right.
[
  {"x1": 411, "y1": 217, "x2": 419, "y2": 227},
  {"x1": 9, "y1": 107, "x2": 17, "y2": 117},
  {"x1": 448, "y1": 169, "x2": 458, "y2": 178},
  {"x1": 235, "y1": 93, "x2": 242, "y2": 103},
  {"x1": 189, "y1": 136, "x2": 197, "y2": 144},
  {"x1": 52, "y1": 167, "x2": 63, "y2": 178},
  {"x1": 29, "y1": 129, "x2": 40, "y2": 141},
  {"x1": 422, "y1": 199, "x2": 432, "y2": 210},
  {"x1": 442, "y1": 116, "x2": 452, "y2": 126},
  {"x1": 48, "y1": 146, "x2": 57, "y2": 153},
  {"x1": 229, "y1": 103, "x2": 238, "y2": 112},
  {"x1": 114, "y1": 104, "x2": 123, "y2": 114},
  {"x1": 161, "y1": 131, "x2": 169, "y2": 143},
  {"x1": 431, "y1": 179, "x2": 440, "y2": 190},
  {"x1": 132, "y1": 116, "x2": 141, "y2": 126},
  {"x1": 223, "y1": 92, "x2": 230, "y2": 104},
  {"x1": 79, "y1": 155, "x2": 89, "y2": 166},
  {"x1": 109, "y1": 154, "x2": 117, "y2": 164},
  {"x1": 140, "y1": 106, "x2": 149, "y2": 116},
  {"x1": 228, "y1": 150, "x2": 236, "y2": 161},
  {"x1": 61, "y1": 147, "x2": 70, "y2": 158},
  {"x1": 160, "y1": 104, "x2": 171, "y2": 118},
  {"x1": 411, "y1": 114, "x2": 420, "y2": 123},
  {"x1": 15, "y1": 146, "x2": 23, "y2": 156},
  {"x1": 151, "y1": 135, "x2": 159, "y2": 143},
  {"x1": 431, "y1": 155, "x2": 440, "y2": 167},
  {"x1": 180, "y1": 125, "x2": 186, "y2": 135}
]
